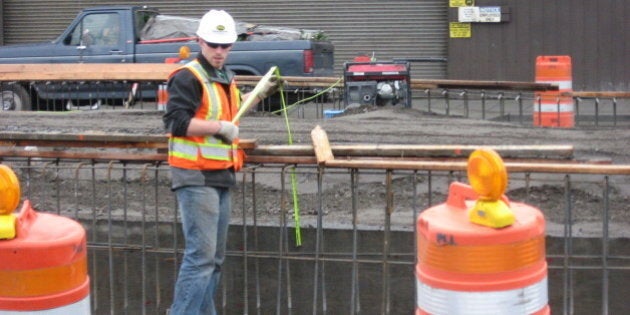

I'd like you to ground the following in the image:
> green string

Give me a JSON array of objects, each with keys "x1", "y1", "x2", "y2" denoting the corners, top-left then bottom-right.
[
  {"x1": 274, "y1": 68, "x2": 302, "y2": 246},
  {"x1": 271, "y1": 77, "x2": 343, "y2": 116},
  {"x1": 271, "y1": 73, "x2": 343, "y2": 247}
]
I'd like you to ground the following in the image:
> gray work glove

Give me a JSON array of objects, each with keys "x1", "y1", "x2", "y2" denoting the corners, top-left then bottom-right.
[
  {"x1": 216, "y1": 121, "x2": 239, "y2": 143},
  {"x1": 257, "y1": 77, "x2": 286, "y2": 100}
]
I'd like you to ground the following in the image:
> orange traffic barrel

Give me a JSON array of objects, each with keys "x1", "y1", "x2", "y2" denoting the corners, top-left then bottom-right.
[
  {"x1": 534, "y1": 55, "x2": 574, "y2": 128},
  {"x1": 0, "y1": 198, "x2": 90, "y2": 314},
  {"x1": 157, "y1": 83, "x2": 168, "y2": 111},
  {"x1": 415, "y1": 182, "x2": 549, "y2": 314}
]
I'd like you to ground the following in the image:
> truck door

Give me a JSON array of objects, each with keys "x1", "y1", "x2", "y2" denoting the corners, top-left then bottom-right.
[
  {"x1": 60, "y1": 13, "x2": 129, "y2": 63},
  {"x1": 36, "y1": 12, "x2": 132, "y2": 103}
]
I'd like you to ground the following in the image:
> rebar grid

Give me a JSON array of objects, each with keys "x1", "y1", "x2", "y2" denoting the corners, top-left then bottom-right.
[
  {"x1": 0, "y1": 156, "x2": 628, "y2": 315},
  {"x1": 1, "y1": 80, "x2": 629, "y2": 127}
]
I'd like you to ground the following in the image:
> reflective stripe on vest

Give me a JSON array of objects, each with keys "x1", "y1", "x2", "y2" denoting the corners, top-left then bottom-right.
[
  {"x1": 168, "y1": 60, "x2": 241, "y2": 169},
  {"x1": 170, "y1": 138, "x2": 231, "y2": 161},
  {"x1": 188, "y1": 60, "x2": 222, "y2": 119}
]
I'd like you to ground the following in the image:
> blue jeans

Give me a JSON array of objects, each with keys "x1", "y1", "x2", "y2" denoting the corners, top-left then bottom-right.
[{"x1": 170, "y1": 186, "x2": 231, "y2": 315}]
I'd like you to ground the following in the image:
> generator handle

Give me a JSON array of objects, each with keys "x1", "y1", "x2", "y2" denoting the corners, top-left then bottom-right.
[{"x1": 392, "y1": 57, "x2": 447, "y2": 63}]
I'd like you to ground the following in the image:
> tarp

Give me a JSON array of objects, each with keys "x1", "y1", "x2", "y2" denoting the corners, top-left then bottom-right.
[{"x1": 139, "y1": 15, "x2": 326, "y2": 42}]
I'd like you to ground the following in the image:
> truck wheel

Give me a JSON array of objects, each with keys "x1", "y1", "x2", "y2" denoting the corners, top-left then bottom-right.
[{"x1": 1, "y1": 84, "x2": 32, "y2": 111}]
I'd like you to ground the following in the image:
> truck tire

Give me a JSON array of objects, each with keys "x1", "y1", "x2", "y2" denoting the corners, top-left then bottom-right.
[{"x1": 1, "y1": 84, "x2": 32, "y2": 111}]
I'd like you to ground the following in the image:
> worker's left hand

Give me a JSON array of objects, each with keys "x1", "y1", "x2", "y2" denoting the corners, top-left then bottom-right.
[
  {"x1": 257, "y1": 77, "x2": 286, "y2": 100},
  {"x1": 216, "y1": 121, "x2": 239, "y2": 143}
]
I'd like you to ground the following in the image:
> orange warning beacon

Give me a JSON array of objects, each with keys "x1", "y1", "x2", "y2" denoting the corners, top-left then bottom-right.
[
  {"x1": 467, "y1": 148, "x2": 515, "y2": 228},
  {"x1": 0, "y1": 164, "x2": 91, "y2": 314},
  {"x1": 416, "y1": 148, "x2": 549, "y2": 315},
  {"x1": 0, "y1": 165, "x2": 20, "y2": 239}
]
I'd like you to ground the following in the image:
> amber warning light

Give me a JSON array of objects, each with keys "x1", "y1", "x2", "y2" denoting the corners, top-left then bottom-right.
[
  {"x1": 179, "y1": 46, "x2": 191, "y2": 60},
  {"x1": 0, "y1": 165, "x2": 20, "y2": 239},
  {"x1": 466, "y1": 148, "x2": 515, "y2": 228}
]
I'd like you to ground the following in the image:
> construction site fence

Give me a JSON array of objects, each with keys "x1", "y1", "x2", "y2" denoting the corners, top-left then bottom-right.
[
  {"x1": 0, "y1": 147, "x2": 628, "y2": 315},
  {"x1": 1, "y1": 79, "x2": 629, "y2": 127}
]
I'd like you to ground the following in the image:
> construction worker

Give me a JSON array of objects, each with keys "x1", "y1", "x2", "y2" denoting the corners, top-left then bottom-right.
[{"x1": 163, "y1": 9, "x2": 281, "y2": 315}]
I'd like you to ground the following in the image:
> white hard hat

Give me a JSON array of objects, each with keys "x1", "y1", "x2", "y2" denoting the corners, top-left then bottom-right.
[{"x1": 197, "y1": 10, "x2": 237, "y2": 44}]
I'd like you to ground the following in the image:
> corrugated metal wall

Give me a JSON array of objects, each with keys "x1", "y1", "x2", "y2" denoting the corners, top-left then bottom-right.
[
  {"x1": 2, "y1": 0, "x2": 83, "y2": 43},
  {"x1": 0, "y1": 1, "x2": 3, "y2": 46},
  {"x1": 2, "y1": 1, "x2": 628, "y2": 90},
  {"x1": 447, "y1": 0, "x2": 629, "y2": 91},
  {"x1": 1, "y1": 0, "x2": 448, "y2": 79}
]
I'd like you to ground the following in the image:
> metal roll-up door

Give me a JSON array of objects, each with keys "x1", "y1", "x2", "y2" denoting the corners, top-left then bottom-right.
[
  {"x1": 167, "y1": 0, "x2": 449, "y2": 79},
  {"x1": 0, "y1": 1, "x2": 4, "y2": 45},
  {"x1": 2, "y1": 0, "x2": 85, "y2": 45},
  {"x1": 3, "y1": 0, "x2": 447, "y2": 79}
]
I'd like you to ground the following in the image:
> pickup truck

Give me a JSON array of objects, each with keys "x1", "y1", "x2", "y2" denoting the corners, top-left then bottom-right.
[{"x1": 0, "y1": 5, "x2": 334, "y2": 111}]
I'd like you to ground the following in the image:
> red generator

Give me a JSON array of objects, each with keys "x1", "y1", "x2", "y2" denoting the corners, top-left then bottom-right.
[{"x1": 343, "y1": 61, "x2": 411, "y2": 108}]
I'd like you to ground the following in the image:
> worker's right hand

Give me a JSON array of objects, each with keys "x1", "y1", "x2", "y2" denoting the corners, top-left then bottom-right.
[
  {"x1": 216, "y1": 121, "x2": 239, "y2": 143},
  {"x1": 257, "y1": 77, "x2": 286, "y2": 100}
]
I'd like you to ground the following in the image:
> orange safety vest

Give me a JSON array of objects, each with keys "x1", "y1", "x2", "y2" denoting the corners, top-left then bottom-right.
[{"x1": 167, "y1": 60, "x2": 244, "y2": 171}]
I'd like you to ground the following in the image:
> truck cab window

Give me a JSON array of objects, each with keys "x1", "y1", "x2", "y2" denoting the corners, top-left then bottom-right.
[
  {"x1": 134, "y1": 10, "x2": 158, "y2": 43},
  {"x1": 64, "y1": 13, "x2": 120, "y2": 46}
]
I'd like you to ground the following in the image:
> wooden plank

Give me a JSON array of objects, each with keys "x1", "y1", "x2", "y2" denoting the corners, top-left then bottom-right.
[
  {"x1": 331, "y1": 144, "x2": 574, "y2": 159},
  {"x1": 0, "y1": 132, "x2": 257, "y2": 149},
  {"x1": 0, "y1": 131, "x2": 623, "y2": 174},
  {"x1": 246, "y1": 76, "x2": 551, "y2": 91},
  {"x1": 0, "y1": 132, "x2": 168, "y2": 149},
  {"x1": 416, "y1": 79, "x2": 559, "y2": 91},
  {"x1": 310, "y1": 125, "x2": 334, "y2": 165},
  {"x1": 1, "y1": 148, "x2": 626, "y2": 175},
  {"x1": 0, "y1": 64, "x2": 560, "y2": 91},
  {"x1": 0, "y1": 63, "x2": 179, "y2": 81},
  {"x1": 327, "y1": 159, "x2": 467, "y2": 171},
  {"x1": 0, "y1": 139, "x2": 166, "y2": 149},
  {"x1": 567, "y1": 91, "x2": 630, "y2": 98},
  {"x1": 325, "y1": 159, "x2": 630, "y2": 175},
  {"x1": 249, "y1": 144, "x2": 574, "y2": 160},
  {"x1": 0, "y1": 131, "x2": 167, "y2": 143},
  {"x1": 245, "y1": 155, "x2": 318, "y2": 165},
  {"x1": 0, "y1": 132, "x2": 572, "y2": 161},
  {"x1": 0, "y1": 149, "x2": 167, "y2": 162}
]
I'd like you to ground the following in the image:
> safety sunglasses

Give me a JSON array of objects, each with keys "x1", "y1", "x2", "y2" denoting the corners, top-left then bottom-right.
[{"x1": 205, "y1": 41, "x2": 233, "y2": 49}]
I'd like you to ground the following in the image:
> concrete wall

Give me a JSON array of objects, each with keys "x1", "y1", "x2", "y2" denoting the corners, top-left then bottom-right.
[{"x1": 447, "y1": 0, "x2": 629, "y2": 91}]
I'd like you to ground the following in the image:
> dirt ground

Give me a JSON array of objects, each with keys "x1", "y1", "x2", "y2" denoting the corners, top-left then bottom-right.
[
  {"x1": 2, "y1": 104, "x2": 628, "y2": 315},
  {"x1": 3, "y1": 105, "x2": 629, "y2": 163},
  {"x1": 1, "y1": 104, "x2": 630, "y2": 237}
]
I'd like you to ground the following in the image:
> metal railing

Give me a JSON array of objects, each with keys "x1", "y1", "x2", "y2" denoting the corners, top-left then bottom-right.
[
  {"x1": 0, "y1": 63, "x2": 628, "y2": 127},
  {"x1": 1, "y1": 80, "x2": 628, "y2": 128},
  {"x1": 1, "y1": 65, "x2": 628, "y2": 314},
  {"x1": 1, "y1": 142, "x2": 629, "y2": 315},
  {"x1": 414, "y1": 89, "x2": 630, "y2": 127}
]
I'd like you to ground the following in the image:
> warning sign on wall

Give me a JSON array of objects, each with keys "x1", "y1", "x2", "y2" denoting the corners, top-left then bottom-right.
[
  {"x1": 479, "y1": 7, "x2": 502, "y2": 22},
  {"x1": 458, "y1": 7, "x2": 479, "y2": 22},
  {"x1": 458, "y1": 6, "x2": 502, "y2": 23},
  {"x1": 449, "y1": 22, "x2": 471, "y2": 38},
  {"x1": 450, "y1": 0, "x2": 474, "y2": 7}
]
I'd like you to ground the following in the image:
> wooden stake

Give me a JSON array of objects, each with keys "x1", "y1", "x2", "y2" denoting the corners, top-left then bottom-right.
[
  {"x1": 310, "y1": 125, "x2": 334, "y2": 165},
  {"x1": 232, "y1": 66, "x2": 277, "y2": 123}
]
